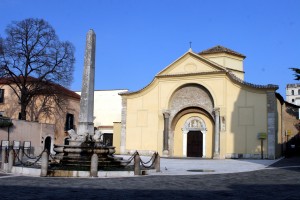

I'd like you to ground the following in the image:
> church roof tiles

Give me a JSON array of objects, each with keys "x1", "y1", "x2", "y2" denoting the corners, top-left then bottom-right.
[
  {"x1": 0, "y1": 76, "x2": 80, "y2": 100},
  {"x1": 199, "y1": 45, "x2": 246, "y2": 58}
]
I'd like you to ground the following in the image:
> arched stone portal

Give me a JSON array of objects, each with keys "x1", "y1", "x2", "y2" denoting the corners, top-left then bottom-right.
[
  {"x1": 182, "y1": 117, "x2": 207, "y2": 157},
  {"x1": 164, "y1": 84, "x2": 218, "y2": 157}
]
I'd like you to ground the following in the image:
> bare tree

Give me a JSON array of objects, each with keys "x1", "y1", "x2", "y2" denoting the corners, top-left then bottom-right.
[
  {"x1": 27, "y1": 82, "x2": 68, "y2": 122},
  {"x1": 0, "y1": 37, "x2": 4, "y2": 77},
  {"x1": 0, "y1": 18, "x2": 75, "y2": 120}
]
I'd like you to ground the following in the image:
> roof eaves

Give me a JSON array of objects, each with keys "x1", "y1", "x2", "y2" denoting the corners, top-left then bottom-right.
[
  {"x1": 227, "y1": 71, "x2": 278, "y2": 89},
  {"x1": 119, "y1": 78, "x2": 157, "y2": 96},
  {"x1": 156, "y1": 71, "x2": 225, "y2": 78}
]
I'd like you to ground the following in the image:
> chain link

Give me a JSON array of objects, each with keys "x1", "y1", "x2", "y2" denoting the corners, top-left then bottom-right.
[
  {"x1": 120, "y1": 151, "x2": 138, "y2": 167},
  {"x1": 139, "y1": 152, "x2": 158, "y2": 169},
  {"x1": 13, "y1": 149, "x2": 45, "y2": 167}
]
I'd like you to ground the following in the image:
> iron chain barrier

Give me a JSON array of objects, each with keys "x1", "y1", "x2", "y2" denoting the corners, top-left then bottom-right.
[
  {"x1": 13, "y1": 149, "x2": 45, "y2": 167},
  {"x1": 139, "y1": 152, "x2": 159, "y2": 169},
  {"x1": 3, "y1": 149, "x2": 160, "y2": 174}
]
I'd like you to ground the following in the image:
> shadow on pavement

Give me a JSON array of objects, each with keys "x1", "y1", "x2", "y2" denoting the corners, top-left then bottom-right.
[{"x1": 266, "y1": 155, "x2": 300, "y2": 173}]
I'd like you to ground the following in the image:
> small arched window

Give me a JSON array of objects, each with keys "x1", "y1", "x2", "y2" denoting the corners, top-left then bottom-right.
[
  {"x1": 292, "y1": 90, "x2": 294, "y2": 95},
  {"x1": 292, "y1": 99, "x2": 295, "y2": 102}
]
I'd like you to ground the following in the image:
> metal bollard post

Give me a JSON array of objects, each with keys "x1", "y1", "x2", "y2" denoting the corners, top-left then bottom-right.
[
  {"x1": 1, "y1": 147, "x2": 7, "y2": 170},
  {"x1": 40, "y1": 150, "x2": 49, "y2": 177},
  {"x1": 90, "y1": 153, "x2": 98, "y2": 177},
  {"x1": 155, "y1": 153, "x2": 160, "y2": 172},
  {"x1": 134, "y1": 153, "x2": 141, "y2": 175},
  {"x1": 8, "y1": 148, "x2": 14, "y2": 173}
]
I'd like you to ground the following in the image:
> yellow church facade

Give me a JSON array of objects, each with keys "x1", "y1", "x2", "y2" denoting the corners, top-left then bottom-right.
[{"x1": 119, "y1": 46, "x2": 281, "y2": 159}]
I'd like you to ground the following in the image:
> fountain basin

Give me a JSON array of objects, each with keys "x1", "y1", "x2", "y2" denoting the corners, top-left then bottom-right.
[
  {"x1": 53, "y1": 145, "x2": 115, "y2": 154},
  {"x1": 52, "y1": 141, "x2": 130, "y2": 170}
]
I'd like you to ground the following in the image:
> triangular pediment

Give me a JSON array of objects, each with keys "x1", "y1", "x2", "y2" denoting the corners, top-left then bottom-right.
[{"x1": 157, "y1": 51, "x2": 226, "y2": 76}]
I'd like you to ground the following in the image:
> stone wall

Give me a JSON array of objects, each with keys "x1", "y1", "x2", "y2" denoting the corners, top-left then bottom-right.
[
  {"x1": 0, "y1": 119, "x2": 55, "y2": 155},
  {"x1": 283, "y1": 102, "x2": 300, "y2": 155},
  {"x1": 120, "y1": 98, "x2": 127, "y2": 154},
  {"x1": 267, "y1": 92, "x2": 277, "y2": 159}
]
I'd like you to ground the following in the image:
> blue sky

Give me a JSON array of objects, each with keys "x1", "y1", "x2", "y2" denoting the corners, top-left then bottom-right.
[{"x1": 1, "y1": 0, "x2": 299, "y2": 97}]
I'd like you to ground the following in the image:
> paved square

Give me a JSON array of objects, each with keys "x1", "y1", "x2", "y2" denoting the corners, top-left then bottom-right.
[{"x1": 0, "y1": 157, "x2": 300, "y2": 199}]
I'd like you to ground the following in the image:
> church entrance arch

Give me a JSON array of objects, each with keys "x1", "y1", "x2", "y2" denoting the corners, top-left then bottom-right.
[
  {"x1": 182, "y1": 116, "x2": 207, "y2": 157},
  {"x1": 166, "y1": 83, "x2": 216, "y2": 158}
]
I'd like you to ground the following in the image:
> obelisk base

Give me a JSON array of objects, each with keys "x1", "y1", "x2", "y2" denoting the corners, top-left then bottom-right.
[{"x1": 77, "y1": 122, "x2": 95, "y2": 136}]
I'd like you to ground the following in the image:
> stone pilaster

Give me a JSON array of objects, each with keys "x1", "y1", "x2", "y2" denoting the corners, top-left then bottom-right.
[
  {"x1": 77, "y1": 29, "x2": 96, "y2": 136},
  {"x1": 163, "y1": 111, "x2": 170, "y2": 155},
  {"x1": 267, "y1": 91, "x2": 277, "y2": 159},
  {"x1": 120, "y1": 97, "x2": 127, "y2": 154},
  {"x1": 213, "y1": 108, "x2": 220, "y2": 159}
]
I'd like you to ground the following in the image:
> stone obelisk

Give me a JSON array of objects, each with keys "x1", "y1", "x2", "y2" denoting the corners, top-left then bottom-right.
[{"x1": 77, "y1": 29, "x2": 96, "y2": 136}]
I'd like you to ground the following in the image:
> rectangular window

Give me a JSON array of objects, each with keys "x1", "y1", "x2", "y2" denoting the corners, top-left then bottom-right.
[
  {"x1": 0, "y1": 89, "x2": 4, "y2": 103},
  {"x1": 65, "y1": 113, "x2": 74, "y2": 131},
  {"x1": 103, "y1": 133, "x2": 113, "y2": 146}
]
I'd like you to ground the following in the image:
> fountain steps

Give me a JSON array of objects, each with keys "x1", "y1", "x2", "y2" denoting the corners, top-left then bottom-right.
[{"x1": 52, "y1": 143, "x2": 131, "y2": 170}]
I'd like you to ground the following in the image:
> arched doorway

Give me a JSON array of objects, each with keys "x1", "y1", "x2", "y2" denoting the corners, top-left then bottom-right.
[
  {"x1": 182, "y1": 116, "x2": 207, "y2": 157},
  {"x1": 44, "y1": 136, "x2": 51, "y2": 153},
  {"x1": 187, "y1": 131, "x2": 203, "y2": 157},
  {"x1": 166, "y1": 84, "x2": 215, "y2": 157}
]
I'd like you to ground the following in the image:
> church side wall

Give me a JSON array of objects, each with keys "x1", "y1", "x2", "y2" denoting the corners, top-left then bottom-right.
[
  {"x1": 225, "y1": 79, "x2": 268, "y2": 159},
  {"x1": 113, "y1": 122, "x2": 121, "y2": 154},
  {"x1": 125, "y1": 83, "x2": 161, "y2": 155}
]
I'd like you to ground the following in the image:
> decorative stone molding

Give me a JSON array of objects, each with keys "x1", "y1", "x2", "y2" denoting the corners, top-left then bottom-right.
[
  {"x1": 213, "y1": 107, "x2": 220, "y2": 115},
  {"x1": 182, "y1": 116, "x2": 207, "y2": 132},
  {"x1": 169, "y1": 85, "x2": 214, "y2": 115},
  {"x1": 163, "y1": 111, "x2": 170, "y2": 118}
]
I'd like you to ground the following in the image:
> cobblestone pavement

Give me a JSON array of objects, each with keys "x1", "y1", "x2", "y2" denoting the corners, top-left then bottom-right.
[{"x1": 0, "y1": 157, "x2": 300, "y2": 200}]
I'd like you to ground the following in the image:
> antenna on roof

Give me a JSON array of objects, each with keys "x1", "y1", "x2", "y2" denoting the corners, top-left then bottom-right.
[{"x1": 189, "y1": 41, "x2": 192, "y2": 52}]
